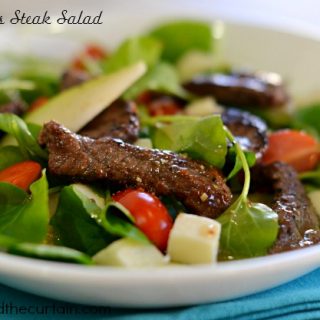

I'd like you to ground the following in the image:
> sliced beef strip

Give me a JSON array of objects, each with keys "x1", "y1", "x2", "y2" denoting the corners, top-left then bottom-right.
[
  {"x1": 183, "y1": 71, "x2": 289, "y2": 109},
  {"x1": 79, "y1": 99, "x2": 139, "y2": 143},
  {"x1": 252, "y1": 162, "x2": 320, "y2": 254},
  {"x1": 60, "y1": 69, "x2": 91, "y2": 91},
  {"x1": 39, "y1": 121, "x2": 233, "y2": 219},
  {"x1": 222, "y1": 108, "x2": 268, "y2": 159}
]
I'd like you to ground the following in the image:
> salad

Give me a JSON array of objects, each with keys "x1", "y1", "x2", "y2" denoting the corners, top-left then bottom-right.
[{"x1": 0, "y1": 20, "x2": 319, "y2": 267}]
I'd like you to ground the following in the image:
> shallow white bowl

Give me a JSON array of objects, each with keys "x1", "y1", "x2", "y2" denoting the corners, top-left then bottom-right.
[
  {"x1": 0, "y1": 0, "x2": 320, "y2": 307},
  {"x1": 0, "y1": 245, "x2": 319, "y2": 307}
]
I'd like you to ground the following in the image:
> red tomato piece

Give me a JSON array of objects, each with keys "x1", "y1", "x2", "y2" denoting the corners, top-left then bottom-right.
[
  {"x1": 262, "y1": 130, "x2": 320, "y2": 172},
  {"x1": 112, "y1": 189, "x2": 173, "y2": 251},
  {"x1": 0, "y1": 161, "x2": 42, "y2": 192},
  {"x1": 137, "y1": 91, "x2": 183, "y2": 116},
  {"x1": 85, "y1": 44, "x2": 106, "y2": 60},
  {"x1": 72, "y1": 44, "x2": 107, "y2": 71},
  {"x1": 147, "y1": 98, "x2": 182, "y2": 116}
]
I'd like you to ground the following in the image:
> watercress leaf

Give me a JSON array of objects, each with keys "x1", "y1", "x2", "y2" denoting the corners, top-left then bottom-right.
[
  {"x1": 91, "y1": 192, "x2": 149, "y2": 244},
  {"x1": 227, "y1": 149, "x2": 256, "y2": 180},
  {"x1": 124, "y1": 62, "x2": 188, "y2": 100},
  {"x1": 294, "y1": 104, "x2": 320, "y2": 136},
  {"x1": 0, "y1": 183, "x2": 28, "y2": 228},
  {"x1": 60, "y1": 184, "x2": 148, "y2": 250},
  {"x1": 0, "y1": 232, "x2": 92, "y2": 265},
  {"x1": 0, "y1": 234, "x2": 18, "y2": 248},
  {"x1": 245, "y1": 152, "x2": 256, "y2": 167},
  {"x1": 0, "y1": 54, "x2": 62, "y2": 103},
  {"x1": 152, "y1": 115, "x2": 227, "y2": 168},
  {"x1": 218, "y1": 198, "x2": 279, "y2": 259},
  {"x1": 0, "y1": 146, "x2": 29, "y2": 170},
  {"x1": 150, "y1": 20, "x2": 214, "y2": 62},
  {"x1": 1, "y1": 172, "x2": 49, "y2": 242},
  {"x1": 0, "y1": 113, "x2": 47, "y2": 160},
  {"x1": 27, "y1": 122, "x2": 43, "y2": 140},
  {"x1": 220, "y1": 127, "x2": 279, "y2": 260},
  {"x1": 51, "y1": 185, "x2": 115, "y2": 256},
  {"x1": 19, "y1": 73, "x2": 59, "y2": 103},
  {"x1": 0, "y1": 53, "x2": 63, "y2": 81},
  {"x1": 8, "y1": 243, "x2": 93, "y2": 265},
  {"x1": 103, "y1": 36, "x2": 162, "y2": 73},
  {"x1": 0, "y1": 172, "x2": 49, "y2": 243}
]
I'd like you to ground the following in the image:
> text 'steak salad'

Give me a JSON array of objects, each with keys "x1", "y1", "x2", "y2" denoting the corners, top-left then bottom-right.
[{"x1": 0, "y1": 20, "x2": 319, "y2": 267}]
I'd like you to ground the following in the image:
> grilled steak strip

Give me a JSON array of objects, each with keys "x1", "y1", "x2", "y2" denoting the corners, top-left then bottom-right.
[
  {"x1": 183, "y1": 72, "x2": 289, "y2": 109},
  {"x1": 252, "y1": 162, "x2": 320, "y2": 253},
  {"x1": 222, "y1": 108, "x2": 268, "y2": 159},
  {"x1": 39, "y1": 121, "x2": 232, "y2": 218},
  {"x1": 79, "y1": 99, "x2": 139, "y2": 143}
]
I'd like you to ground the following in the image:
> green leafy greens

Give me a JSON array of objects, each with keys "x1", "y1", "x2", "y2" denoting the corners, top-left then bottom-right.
[
  {"x1": 217, "y1": 129, "x2": 279, "y2": 260},
  {"x1": 294, "y1": 103, "x2": 320, "y2": 138},
  {"x1": 124, "y1": 62, "x2": 188, "y2": 99},
  {"x1": 0, "y1": 234, "x2": 92, "y2": 265},
  {"x1": 226, "y1": 147, "x2": 256, "y2": 180},
  {"x1": 150, "y1": 20, "x2": 214, "y2": 62},
  {"x1": 0, "y1": 146, "x2": 28, "y2": 170},
  {"x1": 0, "y1": 54, "x2": 62, "y2": 103},
  {"x1": 52, "y1": 184, "x2": 148, "y2": 256},
  {"x1": 101, "y1": 35, "x2": 187, "y2": 99},
  {"x1": 103, "y1": 36, "x2": 163, "y2": 73},
  {"x1": 8, "y1": 243, "x2": 93, "y2": 265},
  {"x1": 151, "y1": 115, "x2": 228, "y2": 168},
  {"x1": 0, "y1": 113, "x2": 47, "y2": 160},
  {"x1": 0, "y1": 172, "x2": 49, "y2": 243},
  {"x1": 91, "y1": 191, "x2": 149, "y2": 244},
  {"x1": 52, "y1": 185, "x2": 116, "y2": 256}
]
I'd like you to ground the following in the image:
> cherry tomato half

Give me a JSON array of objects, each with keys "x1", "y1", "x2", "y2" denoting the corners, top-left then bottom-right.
[
  {"x1": 112, "y1": 189, "x2": 173, "y2": 251},
  {"x1": 262, "y1": 130, "x2": 320, "y2": 172},
  {"x1": 0, "y1": 161, "x2": 42, "y2": 191},
  {"x1": 137, "y1": 91, "x2": 183, "y2": 116}
]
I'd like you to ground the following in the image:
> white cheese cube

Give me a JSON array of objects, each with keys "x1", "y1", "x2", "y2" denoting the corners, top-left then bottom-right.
[
  {"x1": 93, "y1": 238, "x2": 167, "y2": 267},
  {"x1": 167, "y1": 213, "x2": 221, "y2": 264}
]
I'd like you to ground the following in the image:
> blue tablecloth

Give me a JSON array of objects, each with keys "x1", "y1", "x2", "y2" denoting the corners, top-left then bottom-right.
[{"x1": 2, "y1": 268, "x2": 320, "y2": 320}]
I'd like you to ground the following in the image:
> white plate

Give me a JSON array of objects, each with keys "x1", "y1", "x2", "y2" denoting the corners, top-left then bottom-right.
[{"x1": 0, "y1": 0, "x2": 320, "y2": 307}]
